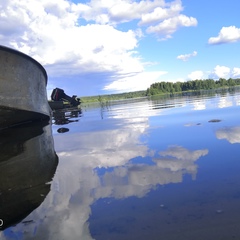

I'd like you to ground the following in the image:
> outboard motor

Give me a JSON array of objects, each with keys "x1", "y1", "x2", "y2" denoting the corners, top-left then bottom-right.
[{"x1": 51, "y1": 88, "x2": 81, "y2": 106}]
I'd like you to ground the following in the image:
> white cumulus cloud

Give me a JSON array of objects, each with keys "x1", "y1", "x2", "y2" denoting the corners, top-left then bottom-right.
[
  {"x1": 103, "y1": 71, "x2": 168, "y2": 92},
  {"x1": 0, "y1": 1, "x2": 143, "y2": 78},
  {"x1": 139, "y1": 0, "x2": 183, "y2": 25},
  {"x1": 209, "y1": 65, "x2": 231, "y2": 79},
  {"x1": 232, "y1": 67, "x2": 240, "y2": 78},
  {"x1": 146, "y1": 14, "x2": 197, "y2": 40},
  {"x1": 188, "y1": 70, "x2": 204, "y2": 80},
  {"x1": 177, "y1": 51, "x2": 197, "y2": 61},
  {"x1": 0, "y1": 0, "x2": 198, "y2": 95},
  {"x1": 208, "y1": 26, "x2": 240, "y2": 45}
]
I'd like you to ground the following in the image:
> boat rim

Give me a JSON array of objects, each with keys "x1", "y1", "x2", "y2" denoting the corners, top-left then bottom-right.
[{"x1": 0, "y1": 45, "x2": 48, "y2": 84}]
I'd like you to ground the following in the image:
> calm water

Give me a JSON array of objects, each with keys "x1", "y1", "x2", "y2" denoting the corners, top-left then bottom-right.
[{"x1": 1, "y1": 89, "x2": 240, "y2": 240}]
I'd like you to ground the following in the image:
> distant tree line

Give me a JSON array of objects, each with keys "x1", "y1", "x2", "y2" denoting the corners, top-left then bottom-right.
[
  {"x1": 146, "y1": 78, "x2": 240, "y2": 96},
  {"x1": 81, "y1": 78, "x2": 240, "y2": 103},
  {"x1": 81, "y1": 90, "x2": 146, "y2": 103}
]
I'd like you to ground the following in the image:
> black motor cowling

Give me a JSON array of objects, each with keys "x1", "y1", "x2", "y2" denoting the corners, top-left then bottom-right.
[{"x1": 51, "y1": 88, "x2": 81, "y2": 106}]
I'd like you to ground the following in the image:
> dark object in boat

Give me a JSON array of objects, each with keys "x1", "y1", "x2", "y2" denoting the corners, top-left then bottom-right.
[{"x1": 49, "y1": 88, "x2": 81, "y2": 110}]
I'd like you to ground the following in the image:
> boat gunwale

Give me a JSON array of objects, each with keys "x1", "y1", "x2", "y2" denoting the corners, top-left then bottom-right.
[{"x1": 0, "y1": 45, "x2": 48, "y2": 84}]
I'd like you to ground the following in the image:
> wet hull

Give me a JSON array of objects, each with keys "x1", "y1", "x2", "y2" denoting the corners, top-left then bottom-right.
[
  {"x1": 0, "y1": 121, "x2": 58, "y2": 230},
  {"x1": 0, "y1": 45, "x2": 51, "y2": 129}
]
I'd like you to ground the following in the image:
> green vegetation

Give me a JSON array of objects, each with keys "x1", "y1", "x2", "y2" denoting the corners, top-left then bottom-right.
[
  {"x1": 80, "y1": 90, "x2": 146, "y2": 103},
  {"x1": 80, "y1": 78, "x2": 240, "y2": 103},
  {"x1": 146, "y1": 78, "x2": 240, "y2": 96}
]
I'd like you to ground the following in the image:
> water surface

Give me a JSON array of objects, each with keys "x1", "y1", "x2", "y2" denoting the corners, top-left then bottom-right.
[{"x1": 1, "y1": 89, "x2": 240, "y2": 240}]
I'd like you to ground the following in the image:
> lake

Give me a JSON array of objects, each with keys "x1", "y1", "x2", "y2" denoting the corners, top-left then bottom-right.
[{"x1": 1, "y1": 89, "x2": 240, "y2": 240}]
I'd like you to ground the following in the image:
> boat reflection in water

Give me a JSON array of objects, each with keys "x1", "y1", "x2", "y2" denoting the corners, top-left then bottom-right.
[
  {"x1": 0, "y1": 121, "x2": 58, "y2": 231},
  {"x1": 52, "y1": 108, "x2": 82, "y2": 133},
  {"x1": 52, "y1": 108, "x2": 82, "y2": 126}
]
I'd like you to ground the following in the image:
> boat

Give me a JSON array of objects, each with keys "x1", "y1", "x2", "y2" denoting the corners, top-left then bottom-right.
[{"x1": 0, "y1": 45, "x2": 51, "y2": 129}]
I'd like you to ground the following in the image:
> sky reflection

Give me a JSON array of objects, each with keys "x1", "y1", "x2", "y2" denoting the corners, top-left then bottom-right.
[
  {"x1": 1, "y1": 90, "x2": 240, "y2": 240},
  {"x1": 216, "y1": 126, "x2": 240, "y2": 144}
]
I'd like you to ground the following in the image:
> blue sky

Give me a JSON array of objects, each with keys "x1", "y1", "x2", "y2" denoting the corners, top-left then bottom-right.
[{"x1": 1, "y1": 0, "x2": 240, "y2": 97}]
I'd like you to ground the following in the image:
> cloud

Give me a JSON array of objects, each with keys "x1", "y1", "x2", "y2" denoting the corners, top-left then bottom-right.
[
  {"x1": 208, "y1": 65, "x2": 230, "y2": 79},
  {"x1": 0, "y1": 0, "x2": 197, "y2": 56},
  {"x1": 76, "y1": 0, "x2": 193, "y2": 32},
  {"x1": 177, "y1": 51, "x2": 197, "y2": 61},
  {"x1": 98, "y1": 145, "x2": 208, "y2": 199},
  {"x1": 140, "y1": 0, "x2": 197, "y2": 40},
  {"x1": 9, "y1": 143, "x2": 208, "y2": 239},
  {"x1": 11, "y1": 23, "x2": 141, "y2": 75},
  {"x1": 139, "y1": 0, "x2": 183, "y2": 25},
  {"x1": 54, "y1": 117, "x2": 150, "y2": 168},
  {"x1": 232, "y1": 67, "x2": 240, "y2": 78},
  {"x1": 159, "y1": 145, "x2": 208, "y2": 162},
  {"x1": 0, "y1": 0, "x2": 198, "y2": 95},
  {"x1": 217, "y1": 96, "x2": 233, "y2": 108},
  {"x1": 152, "y1": 146, "x2": 208, "y2": 179},
  {"x1": 208, "y1": 26, "x2": 240, "y2": 45},
  {"x1": 216, "y1": 127, "x2": 240, "y2": 144},
  {"x1": 0, "y1": 0, "x2": 144, "y2": 94},
  {"x1": 146, "y1": 14, "x2": 197, "y2": 40},
  {"x1": 103, "y1": 71, "x2": 168, "y2": 92},
  {"x1": 74, "y1": 0, "x2": 162, "y2": 25},
  {"x1": 187, "y1": 70, "x2": 204, "y2": 80},
  {"x1": 207, "y1": 65, "x2": 240, "y2": 80}
]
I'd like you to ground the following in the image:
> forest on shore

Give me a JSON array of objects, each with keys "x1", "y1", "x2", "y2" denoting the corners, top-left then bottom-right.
[
  {"x1": 81, "y1": 90, "x2": 146, "y2": 103},
  {"x1": 81, "y1": 78, "x2": 240, "y2": 103},
  {"x1": 146, "y1": 78, "x2": 240, "y2": 96}
]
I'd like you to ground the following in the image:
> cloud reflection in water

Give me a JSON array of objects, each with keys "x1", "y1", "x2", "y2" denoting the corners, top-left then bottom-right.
[
  {"x1": 3, "y1": 113, "x2": 210, "y2": 240},
  {"x1": 4, "y1": 90, "x2": 240, "y2": 239},
  {"x1": 216, "y1": 126, "x2": 240, "y2": 144}
]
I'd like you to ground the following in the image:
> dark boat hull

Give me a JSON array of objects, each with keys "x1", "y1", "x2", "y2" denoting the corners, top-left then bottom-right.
[{"x1": 0, "y1": 122, "x2": 58, "y2": 230}]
